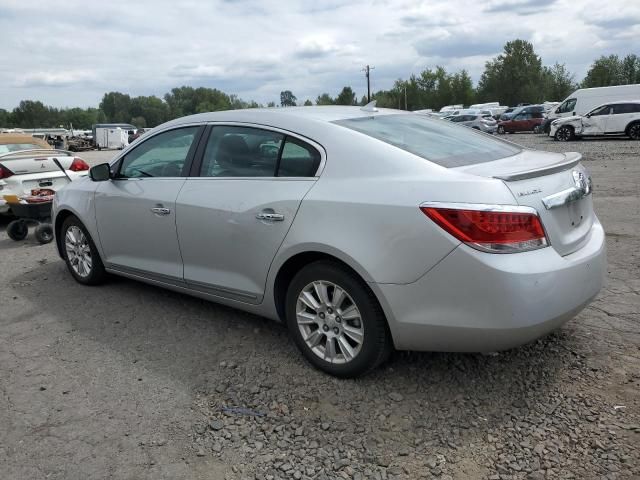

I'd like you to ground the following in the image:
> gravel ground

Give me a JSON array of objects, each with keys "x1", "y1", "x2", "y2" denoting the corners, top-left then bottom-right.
[{"x1": 1, "y1": 134, "x2": 638, "y2": 479}]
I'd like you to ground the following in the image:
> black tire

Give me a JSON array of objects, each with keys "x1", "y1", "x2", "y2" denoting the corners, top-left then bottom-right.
[
  {"x1": 34, "y1": 223, "x2": 54, "y2": 244},
  {"x1": 60, "y1": 215, "x2": 107, "y2": 285},
  {"x1": 7, "y1": 220, "x2": 28, "y2": 241},
  {"x1": 627, "y1": 122, "x2": 640, "y2": 140},
  {"x1": 285, "y1": 261, "x2": 391, "y2": 378},
  {"x1": 555, "y1": 125, "x2": 574, "y2": 142},
  {"x1": 497, "y1": 125, "x2": 505, "y2": 134}
]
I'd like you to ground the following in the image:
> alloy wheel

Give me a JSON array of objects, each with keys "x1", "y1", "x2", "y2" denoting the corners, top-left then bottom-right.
[
  {"x1": 556, "y1": 126, "x2": 572, "y2": 141},
  {"x1": 296, "y1": 280, "x2": 364, "y2": 364},
  {"x1": 629, "y1": 124, "x2": 640, "y2": 140},
  {"x1": 65, "y1": 225, "x2": 93, "y2": 278}
]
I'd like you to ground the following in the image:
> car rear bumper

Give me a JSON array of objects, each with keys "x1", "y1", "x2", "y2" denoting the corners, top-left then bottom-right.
[{"x1": 375, "y1": 218, "x2": 606, "y2": 352}]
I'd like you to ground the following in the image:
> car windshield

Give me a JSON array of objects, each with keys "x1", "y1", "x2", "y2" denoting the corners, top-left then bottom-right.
[
  {"x1": 0, "y1": 143, "x2": 46, "y2": 154},
  {"x1": 334, "y1": 114, "x2": 521, "y2": 167}
]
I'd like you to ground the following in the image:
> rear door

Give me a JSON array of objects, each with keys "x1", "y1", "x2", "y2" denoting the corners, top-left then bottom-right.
[
  {"x1": 94, "y1": 126, "x2": 202, "y2": 280},
  {"x1": 176, "y1": 125, "x2": 322, "y2": 303},
  {"x1": 582, "y1": 105, "x2": 610, "y2": 135},
  {"x1": 609, "y1": 103, "x2": 637, "y2": 133}
]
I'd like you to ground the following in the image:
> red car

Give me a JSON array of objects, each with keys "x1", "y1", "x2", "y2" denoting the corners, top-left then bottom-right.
[{"x1": 498, "y1": 110, "x2": 545, "y2": 134}]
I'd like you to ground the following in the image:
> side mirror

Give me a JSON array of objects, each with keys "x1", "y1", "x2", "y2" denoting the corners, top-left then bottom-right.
[
  {"x1": 585, "y1": 113, "x2": 591, "y2": 118},
  {"x1": 89, "y1": 163, "x2": 111, "y2": 182}
]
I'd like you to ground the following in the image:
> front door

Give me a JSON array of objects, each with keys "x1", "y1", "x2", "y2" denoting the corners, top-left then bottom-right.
[
  {"x1": 94, "y1": 126, "x2": 201, "y2": 281},
  {"x1": 582, "y1": 105, "x2": 610, "y2": 135},
  {"x1": 176, "y1": 125, "x2": 322, "y2": 303}
]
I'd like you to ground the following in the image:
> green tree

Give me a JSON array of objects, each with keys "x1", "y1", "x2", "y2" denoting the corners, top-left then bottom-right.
[
  {"x1": 11, "y1": 100, "x2": 56, "y2": 128},
  {"x1": 582, "y1": 55, "x2": 623, "y2": 87},
  {"x1": 315, "y1": 93, "x2": 335, "y2": 105},
  {"x1": 335, "y1": 86, "x2": 357, "y2": 105},
  {"x1": 267, "y1": 101, "x2": 276, "y2": 108},
  {"x1": 477, "y1": 39, "x2": 544, "y2": 106},
  {"x1": 0, "y1": 108, "x2": 12, "y2": 127},
  {"x1": 303, "y1": 99, "x2": 313, "y2": 106},
  {"x1": 621, "y1": 54, "x2": 640, "y2": 84},
  {"x1": 99, "y1": 92, "x2": 132, "y2": 123},
  {"x1": 449, "y1": 70, "x2": 475, "y2": 107},
  {"x1": 280, "y1": 90, "x2": 297, "y2": 107},
  {"x1": 130, "y1": 116, "x2": 147, "y2": 128},
  {"x1": 130, "y1": 96, "x2": 169, "y2": 127},
  {"x1": 541, "y1": 63, "x2": 576, "y2": 101}
]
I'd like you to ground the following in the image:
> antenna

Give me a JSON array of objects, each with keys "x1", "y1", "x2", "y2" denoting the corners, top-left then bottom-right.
[{"x1": 360, "y1": 100, "x2": 378, "y2": 113}]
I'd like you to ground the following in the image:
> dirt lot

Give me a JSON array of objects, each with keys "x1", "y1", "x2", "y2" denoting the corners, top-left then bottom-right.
[{"x1": 1, "y1": 135, "x2": 638, "y2": 480}]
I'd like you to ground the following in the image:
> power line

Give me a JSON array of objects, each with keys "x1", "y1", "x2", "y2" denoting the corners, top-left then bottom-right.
[{"x1": 362, "y1": 65, "x2": 375, "y2": 102}]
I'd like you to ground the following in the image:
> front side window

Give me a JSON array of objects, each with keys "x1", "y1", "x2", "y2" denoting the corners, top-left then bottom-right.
[
  {"x1": 119, "y1": 127, "x2": 198, "y2": 178},
  {"x1": 334, "y1": 114, "x2": 521, "y2": 168},
  {"x1": 200, "y1": 126, "x2": 284, "y2": 177},
  {"x1": 588, "y1": 105, "x2": 611, "y2": 116},
  {"x1": 557, "y1": 98, "x2": 577, "y2": 114}
]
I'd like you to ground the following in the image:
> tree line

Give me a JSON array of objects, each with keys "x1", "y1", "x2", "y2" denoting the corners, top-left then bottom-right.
[{"x1": 1, "y1": 40, "x2": 638, "y2": 130}]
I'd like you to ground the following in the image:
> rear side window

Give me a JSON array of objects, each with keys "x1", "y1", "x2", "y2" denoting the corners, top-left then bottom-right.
[
  {"x1": 334, "y1": 114, "x2": 521, "y2": 168},
  {"x1": 278, "y1": 137, "x2": 321, "y2": 177},
  {"x1": 612, "y1": 103, "x2": 640, "y2": 114}
]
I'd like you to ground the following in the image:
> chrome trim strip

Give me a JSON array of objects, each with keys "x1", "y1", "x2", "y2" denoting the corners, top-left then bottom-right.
[
  {"x1": 107, "y1": 263, "x2": 185, "y2": 287},
  {"x1": 420, "y1": 201, "x2": 539, "y2": 215},
  {"x1": 185, "y1": 279, "x2": 258, "y2": 301},
  {"x1": 493, "y1": 154, "x2": 582, "y2": 181}
]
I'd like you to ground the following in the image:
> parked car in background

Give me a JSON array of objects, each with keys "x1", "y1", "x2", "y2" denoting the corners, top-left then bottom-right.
[
  {"x1": 439, "y1": 104, "x2": 464, "y2": 113},
  {"x1": 447, "y1": 113, "x2": 498, "y2": 133},
  {"x1": 543, "y1": 84, "x2": 640, "y2": 133},
  {"x1": 550, "y1": 101, "x2": 640, "y2": 141},
  {"x1": 0, "y1": 133, "x2": 90, "y2": 215},
  {"x1": 498, "y1": 108, "x2": 545, "y2": 134},
  {"x1": 500, "y1": 104, "x2": 545, "y2": 121},
  {"x1": 53, "y1": 106, "x2": 604, "y2": 377}
]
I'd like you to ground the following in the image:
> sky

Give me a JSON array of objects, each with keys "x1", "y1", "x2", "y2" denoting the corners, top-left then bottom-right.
[{"x1": 0, "y1": 0, "x2": 638, "y2": 109}]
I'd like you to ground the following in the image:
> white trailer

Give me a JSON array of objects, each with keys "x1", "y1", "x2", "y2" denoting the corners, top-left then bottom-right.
[{"x1": 95, "y1": 127, "x2": 129, "y2": 150}]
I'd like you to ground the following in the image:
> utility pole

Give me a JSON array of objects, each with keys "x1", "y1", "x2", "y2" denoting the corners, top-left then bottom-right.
[{"x1": 362, "y1": 65, "x2": 375, "y2": 102}]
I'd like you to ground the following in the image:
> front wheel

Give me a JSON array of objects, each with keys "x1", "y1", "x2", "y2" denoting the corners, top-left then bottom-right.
[
  {"x1": 628, "y1": 123, "x2": 640, "y2": 140},
  {"x1": 7, "y1": 220, "x2": 28, "y2": 241},
  {"x1": 497, "y1": 125, "x2": 505, "y2": 134},
  {"x1": 285, "y1": 261, "x2": 391, "y2": 377},
  {"x1": 555, "y1": 126, "x2": 574, "y2": 142},
  {"x1": 61, "y1": 216, "x2": 107, "y2": 285}
]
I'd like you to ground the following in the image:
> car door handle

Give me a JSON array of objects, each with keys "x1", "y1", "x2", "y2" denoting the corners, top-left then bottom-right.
[
  {"x1": 150, "y1": 207, "x2": 171, "y2": 216},
  {"x1": 256, "y1": 212, "x2": 284, "y2": 222}
]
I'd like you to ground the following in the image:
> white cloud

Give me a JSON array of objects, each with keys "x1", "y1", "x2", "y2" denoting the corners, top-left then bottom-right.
[{"x1": 0, "y1": 0, "x2": 636, "y2": 109}]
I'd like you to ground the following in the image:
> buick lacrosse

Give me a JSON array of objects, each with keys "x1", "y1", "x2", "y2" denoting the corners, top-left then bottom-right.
[{"x1": 53, "y1": 105, "x2": 605, "y2": 377}]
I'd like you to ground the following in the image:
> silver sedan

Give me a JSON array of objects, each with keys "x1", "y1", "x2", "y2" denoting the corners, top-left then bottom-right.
[{"x1": 52, "y1": 105, "x2": 606, "y2": 377}]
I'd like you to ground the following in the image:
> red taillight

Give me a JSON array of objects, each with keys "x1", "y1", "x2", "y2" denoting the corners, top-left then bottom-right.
[
  {"x1": 69, "y1": 157, "x2": 90, "y2": 171},
  {"x1": 0, "y1": 163, "x2": 14, "y2": 179},
  {"x1": 420, "y1": 204, "x2": 548, "y2": 253}
]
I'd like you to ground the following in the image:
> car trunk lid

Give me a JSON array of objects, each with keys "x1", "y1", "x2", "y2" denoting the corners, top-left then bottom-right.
[
  {"x1": 0, "y1": 151, "x2": 73, "y2": 175},
  {"x1": 455, "y1": 150, "x2": 594, "y2": 256}
]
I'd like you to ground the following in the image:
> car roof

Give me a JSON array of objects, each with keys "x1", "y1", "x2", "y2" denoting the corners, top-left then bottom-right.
[
  {"x1": 0, "y1": 133, "x2": 52, "y2": 148},
  {"x1": 598, "y1": 100, "x2": 640, "y2": 105},
  {"x1": 162, "y1": 106, "x2": 407, "y2": 129}
]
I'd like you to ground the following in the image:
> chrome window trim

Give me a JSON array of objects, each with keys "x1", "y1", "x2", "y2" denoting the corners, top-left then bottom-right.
[{"x1": 420, "y1": 201, "x2": 540, "y2": 215}]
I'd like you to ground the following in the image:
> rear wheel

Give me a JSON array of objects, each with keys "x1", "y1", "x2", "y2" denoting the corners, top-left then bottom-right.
[
  {"x1": 7, "y1": 220, "x2": 28, "y2": 241},
  {"x1": 497, "y1": 125, "x2": 505, "y2": 134},
  {"x1": 61, "y1": 216, "x2": 107, "y2": 285},
  {"x1": 628, "y1": 123, "x2": 640, "y2": 140},
  {"x1": 555, "y1": 126, "x2": 574, "y2": 142},
  {"x1": 285, "y1": 261, "x2": 391, "y2": 377}
]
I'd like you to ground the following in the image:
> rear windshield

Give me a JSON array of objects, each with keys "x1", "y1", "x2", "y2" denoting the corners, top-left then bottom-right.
[
  {"x1": 334, "y1": 114, "x2": 521, "y2": 167},
  {"x1": 0, "y1": 143, "x2": 45, "y2": 154}
]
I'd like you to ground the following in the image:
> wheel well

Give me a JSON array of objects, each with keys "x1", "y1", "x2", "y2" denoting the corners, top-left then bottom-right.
[
  {"x1": 626, "y1": 121, "x2": 640, "y2": 134},
  {"x1": 54, "y1": 209, "x2": 74, "y2": 257},
  {"x1": 273, "y1": 251, "x2": 370, "y2": 321}
]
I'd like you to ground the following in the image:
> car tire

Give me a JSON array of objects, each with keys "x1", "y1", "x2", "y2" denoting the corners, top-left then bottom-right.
[
  {"x1": 7, "y1": 220, "x2": 28, "y2": 241},
  {"x1": 555, "y1": 126, "x2": 574, "y2": 141},
  {"x1": 34, "y1": 224, "x2": 54, "y2": 244},
  {"x1": 627, "y1": 122, "x2": 640, "y2": 140},
  {"x1": 285, "y1": 260, "x2": 391, "y2": 378},
  {"x1": 61, "y1": 215, "x2": 107, "y2": 285},
  {"x1": 497, "y1": 125, "x2": 505, "y2": 134}
]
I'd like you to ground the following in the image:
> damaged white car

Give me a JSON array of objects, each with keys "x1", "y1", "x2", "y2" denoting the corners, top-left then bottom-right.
[{"x1": 550, "y1": 101, "x2": 640, "y2": 141}]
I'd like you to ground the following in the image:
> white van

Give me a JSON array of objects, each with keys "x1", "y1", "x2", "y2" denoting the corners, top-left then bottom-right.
[{"x1": 549, "y1": 84, "x2": 640, "y2": 121}]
